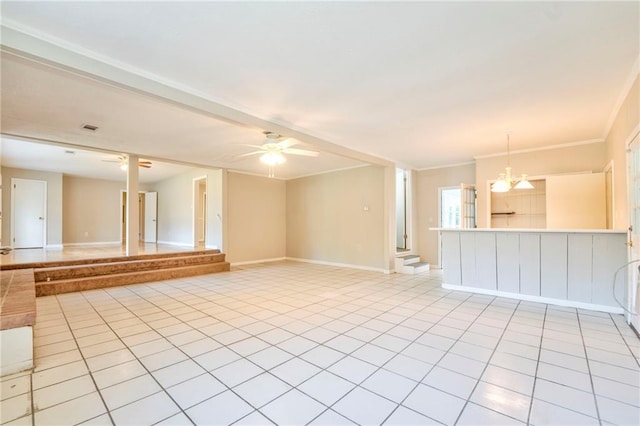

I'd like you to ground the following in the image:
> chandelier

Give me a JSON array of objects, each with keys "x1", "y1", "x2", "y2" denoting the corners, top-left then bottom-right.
[{"x1": 490, "y1": 134, "x2": 534, "y2": 192}]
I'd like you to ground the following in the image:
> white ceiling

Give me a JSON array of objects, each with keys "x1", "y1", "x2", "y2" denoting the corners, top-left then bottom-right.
[{"x1": 0, "y1": 1, "x2": 638, "y2": 179}]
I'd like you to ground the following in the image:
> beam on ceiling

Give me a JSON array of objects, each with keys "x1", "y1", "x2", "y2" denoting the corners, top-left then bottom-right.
[{"x1": 0, "y1": 24, "x2": 393, "y2": 167}]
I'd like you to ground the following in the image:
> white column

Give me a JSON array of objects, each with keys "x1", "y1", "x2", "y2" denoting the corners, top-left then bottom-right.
[{"x1": 126, "y1": 155, "x2": 139, "y2": 256}]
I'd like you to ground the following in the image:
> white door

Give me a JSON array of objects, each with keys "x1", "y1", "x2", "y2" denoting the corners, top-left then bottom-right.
[
  {"x1": 144, "y1": 192, "x2": 157, "y2": 243},
  {"x1": 461, "y1": 183, "x2": 477, "y2": 229},
  {"x1": 627, "y1": 133, "x2": 640, "y2": 328},
  {"x1": 12, "y1": 178, "x2": 46, "y2": 248}
]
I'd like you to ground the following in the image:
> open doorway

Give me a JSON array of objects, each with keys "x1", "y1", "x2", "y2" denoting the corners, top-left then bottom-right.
[
  {"x1": 396, "y1": 168, "x2": 411, "y2": 252},
  {"x1": 121, "y1": 191, "x2": 157, "y2": 244},
  {"x1": 193, "y1": 177, "x2": 207, "y2": 248}
]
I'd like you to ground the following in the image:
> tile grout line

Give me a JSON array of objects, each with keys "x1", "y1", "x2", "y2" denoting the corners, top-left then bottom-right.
[
  {"x1": 74, "y1": 288, "x2": 197, "y2": 426},
  {"x1": 451, "y1": 299, "x2": 525, "y2": 426},
  {"x1": 48, "y1": 293, "x2": 117, "y2": 425},
  {"x1": 86, "y1": 280, "x2": 293, "y2": 425},
  {"x1": 576, "y1": 311, "x2": 603, "y2": 424},
  {"x1": 609, "y1": 312, "x2": 640, "y2": 369},
  {"x1": 526, "y1": 304, "x2": 548, "y2": 425},
  {"x1": 304, "y1": 288, "x2": 478, "y2": 425},
  {"x1": 22, "y1": 265, "x2": 640, "y2": 426}
]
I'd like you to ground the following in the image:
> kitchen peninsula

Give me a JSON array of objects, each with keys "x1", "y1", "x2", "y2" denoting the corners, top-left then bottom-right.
[{"x1": 434, "y1": 228, "x2": 628, "y2": 313}]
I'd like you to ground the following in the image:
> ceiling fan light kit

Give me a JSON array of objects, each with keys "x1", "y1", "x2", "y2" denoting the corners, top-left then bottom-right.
[
  {"x1": 103, "y1": 156, "x2": 152, "y2": 170},
  {"x1": 237, "y1": 131, "x2": 319, "y2": 177},
  {"x1": 260, "y1": 151, "x2": 286, "y2": 166}
]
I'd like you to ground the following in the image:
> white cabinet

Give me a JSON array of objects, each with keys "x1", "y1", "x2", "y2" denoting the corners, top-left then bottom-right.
[{"x1": 546, "y1": 173, "x2": 605, "y2": 229}]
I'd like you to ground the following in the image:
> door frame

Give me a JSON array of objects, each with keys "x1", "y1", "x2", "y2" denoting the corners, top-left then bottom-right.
[
  {"x1": 193, "y1": 176, "x2": 207, "y2": 248},
  {"x1": 626, "y1": 127, "x2": 640, "y2": 329},
  {"x1": 11, "y1": 178, "x2": 47, "y2": 248},
  {"x1": 120, "y1": 190, "x2": 149, "y2": 244}
]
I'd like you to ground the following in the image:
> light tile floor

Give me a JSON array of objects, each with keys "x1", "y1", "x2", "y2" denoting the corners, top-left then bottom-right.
[{"x1": 1, "y1": 261, "x2": 639, "y2": 425}]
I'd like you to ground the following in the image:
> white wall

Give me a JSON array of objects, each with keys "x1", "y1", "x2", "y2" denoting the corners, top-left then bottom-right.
[
  {"x1": 226, "y1": 171, "x2": 286, "y2": 263},
  {"x1": 63, "y1": 176, "x2": 128, "y2": 244},
  {"x1": 286, "y1": 165, "x2": 388, "y2": 270}
]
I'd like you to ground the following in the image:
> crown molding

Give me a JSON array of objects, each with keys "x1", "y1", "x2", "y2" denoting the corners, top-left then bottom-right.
[
  {"x1": 417, "y1": 161, "x2": 476, "y2": 172},
  {"x1": 474, "y1": 138, "x2": 604, "y2": 160}
]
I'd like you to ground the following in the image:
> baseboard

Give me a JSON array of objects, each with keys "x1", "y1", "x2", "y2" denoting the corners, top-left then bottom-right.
[
  {"x1": 62, "y1": 241, "x2": 120, "y2": 247},
  {"x1": 286, "y1": 257, "x2": 391, "y2": 274},
  {"x1": 46, "y1": 244, "x2": 64, "y2": 249},
  {"x1": 205, "y1": 245, "x2": 219, "y2": 250},
  {"x1": 231, "y1": 257, "x2": 286, "y2": 266},
  {"x1": 441, "y1": 283, "x2": 624, "y2": 314},
  {"x1": 156, "y1": 240, "x2": 196, "y2": 248}
]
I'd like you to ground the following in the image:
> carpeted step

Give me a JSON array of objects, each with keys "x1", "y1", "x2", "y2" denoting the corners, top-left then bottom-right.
[
  {"x1": 36, "y1": 262, "x2": 230, "y2": 296},
  {"x1": 1, "y1": 249, "x2": 221, "y2": 271},
  {"x1": 34, "y1": 253, "x2": 226, "y2": 282}
]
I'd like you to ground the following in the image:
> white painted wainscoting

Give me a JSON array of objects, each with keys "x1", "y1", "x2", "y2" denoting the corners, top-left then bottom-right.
[{"x1": 436, "y1": 228, "x2": 628, "y2": 313}]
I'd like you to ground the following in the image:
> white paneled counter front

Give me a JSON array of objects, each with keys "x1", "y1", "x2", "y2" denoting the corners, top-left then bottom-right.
[{"x1": 434, "y1": 228, "x2": 627, "y2": 313}]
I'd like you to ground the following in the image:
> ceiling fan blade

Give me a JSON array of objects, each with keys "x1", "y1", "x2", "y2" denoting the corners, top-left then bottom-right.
[
  {"x1": 282, "y1": 148, "x2": 319, "y2": 157},
  {"x1": 235, "y1": 151, "x2": 264, "y2": 158},
  {"x1": 277, "y1": 138, "x2": 298, "y2": 149},
  {"x1": 138, "y1": 161, "x2": 152, "y2": 165},
  {"x1": 138, "y1": 163, "x2": 152, "y2": 168}
]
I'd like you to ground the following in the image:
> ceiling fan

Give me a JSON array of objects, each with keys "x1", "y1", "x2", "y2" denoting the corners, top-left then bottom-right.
[
  {"x1": 102, "y1": 156, "x2": 152, "y2": 170},
  {"x1": 237, "y1": 132, "x2": 319, "y2": 175}
]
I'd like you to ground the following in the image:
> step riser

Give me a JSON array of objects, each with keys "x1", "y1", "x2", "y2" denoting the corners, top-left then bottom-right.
[
  {"x1": 397, "y1": 264, "x2": 430, "y2": 274},
  {"x1": 36, "y1": 263, "x2": 230, "y2": 297},
  {"x1": 2, "y1": 249, "x2": 221, "y2": 271},
  {"x1": 34, "y1": 254, "x2": 226, "y2": 282},
  {"x1": 394, "y1": 256, "x2": 420, "y2": 269}
]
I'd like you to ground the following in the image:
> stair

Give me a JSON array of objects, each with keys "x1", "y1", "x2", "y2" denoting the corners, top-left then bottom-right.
[
  {"x1": 395, "y1": 254, "x2": 429, "y2": 274},
  {"x1": 23, "y1": 250, "x2": 230, "y2": 296}
]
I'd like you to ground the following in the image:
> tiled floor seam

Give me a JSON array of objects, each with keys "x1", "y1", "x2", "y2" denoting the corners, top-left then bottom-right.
[
  {"x1": 302, "y1": 286, "x2": 477, "y2": 425},
  {"x1": 80, "y1": 279, "x2": 322, "y2": 425},
  {"x1": 74, "y1": 289, "x2": 199, "y2": 425},
  {"x1": 610, "y1": 312, "x2": 640, "y2": 369},
  {"x1": 578, "y1": 310, "x2": 603, "y2": 422},
  {"x1": 6, "y1": 268, "x2": 638, "y2": 424},
  {"x1": 450, "y1": 299, "x2": 525, "y2": 425},
  {"x1": 46, "y1": 293, "x2": 116, "y2": 426},
  {"x1": 526, "y1": 304, "x2": 548, "y2": 426}
]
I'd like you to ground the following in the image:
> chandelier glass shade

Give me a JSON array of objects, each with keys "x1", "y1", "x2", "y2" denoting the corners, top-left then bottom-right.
[{"x1": 490, "y1": 135, "x2": 534, "y2": 193}]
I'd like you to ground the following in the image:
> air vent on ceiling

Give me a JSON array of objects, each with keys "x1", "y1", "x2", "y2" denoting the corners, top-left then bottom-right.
[
  {"x1": 81, "y1": 124, "x2": 99, "y2": 132},
  {"x1": 64, "y1": 150, "x2": 75, "y2": 155}
]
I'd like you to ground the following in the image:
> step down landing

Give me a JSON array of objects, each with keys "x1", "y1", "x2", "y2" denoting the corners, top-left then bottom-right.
[{"x1": 395, "y1": 255, "x2": 430, "y2": 274}]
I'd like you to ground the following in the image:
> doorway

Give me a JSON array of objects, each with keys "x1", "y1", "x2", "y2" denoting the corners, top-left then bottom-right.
[
  {"x1": 121, "y1": 191, "x2": 157, "y2": 244},
  {"x1": 438, "y1": 184, "x2": 476, "y2": 266},
  {"x1": 627, "y1": 132, "x2": 640, "y2": 330},
  {"x1": 396, "y1": 168, "x2": 411, "y2": 252},
  {"x1": 11, "y1": 178, "x2": 47, "y2": 248},
  {"x1": 193, "y1": 177, "x2": 207, "y2": 248}
]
